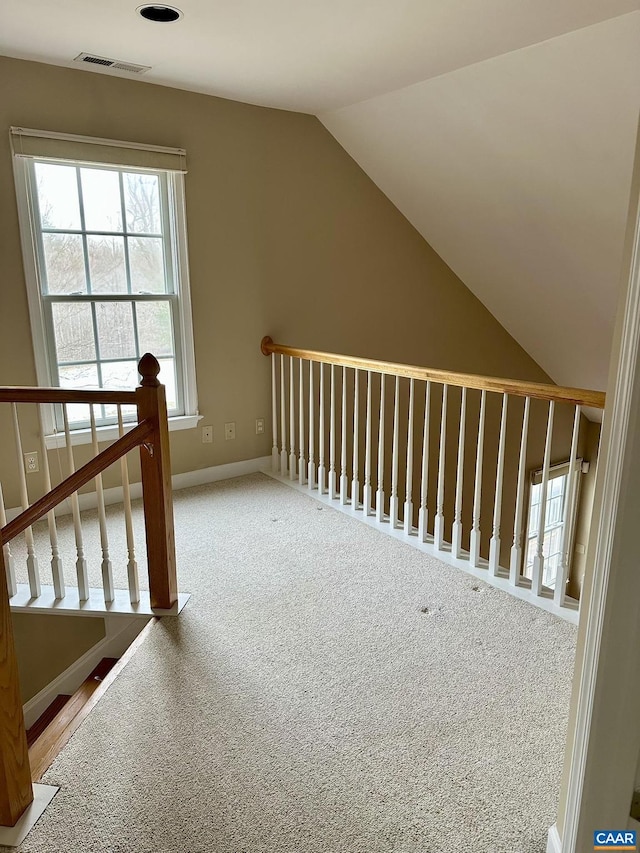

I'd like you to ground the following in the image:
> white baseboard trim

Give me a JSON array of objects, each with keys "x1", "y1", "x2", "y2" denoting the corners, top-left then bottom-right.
[
  {"x1": 22, "y1": 614, "x2": 151, "y2": 729},
  {"x1": 6, "y1": 455, "x2": 272, "y2": 521},
  {"x1": 171, "y1": 456, "x2": 272, "y2": 490},
  {"x1": 547, "y1": 824, "x2": 561, "y2": 853}
]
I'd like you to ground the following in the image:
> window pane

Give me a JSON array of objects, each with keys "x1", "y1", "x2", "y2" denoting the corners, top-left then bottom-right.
[
  {"x1": 59, "y1": 363, "x2": 99, "y2": 388},
  {"x1": 136, "y1": 302, "x2": 174, "y2": 357},
  {"x1": 546, "y1": 496, "x2": 563, "y2": 527},
  {"x1": 101, "y1": 360, "x2": 139, "y2": 391},
  {"x1": 103, "y1": 402, "x2": 138, "y2": 421},
  {"x1": 550, "y1": 476, "x2": 564, "y2": 498},
  {"x1": 158, "y1": 357, "x2": 177, "y2": 410},
  {"x1": 124, "y1": 173, "x2": 161, "y2": 233},
  {"x1": 95, "y1": 302, "x2": 136, "y2": 360},
  {"x1": 35, "y1": 163, "x2": 81, "y2": 230},
  {"x1": 58, "y1": 365, "x2": 99, "y2": 424},
  {"x1": 525, "y1": 538, "x2": 536, "y2": 573},
  {"x1": 52, "y1": 302, "x2": 96, "y2": 362},
  {"x1": 81, "y1": 168, "x2": 123, "y2": 232},
  {"x1": 129, "y1": 237, "x2": 166, "y2": 293},
  {"x1": 87, "y1": 235, "x2": 127, "y2": 293},
  {"x1": 42, "y1": 233, "x2": 87, "y2": 294}
]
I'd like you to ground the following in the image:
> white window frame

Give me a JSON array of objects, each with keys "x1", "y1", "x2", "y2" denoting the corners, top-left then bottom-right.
[
  {"x1": 12, "y1": 137, "x2": 199, "y2": 447},
  {"x1": 523, "y1": 458, "x2": 584, "y2": 590}
]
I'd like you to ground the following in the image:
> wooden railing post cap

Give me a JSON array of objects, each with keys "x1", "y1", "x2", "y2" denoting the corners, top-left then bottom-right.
[
  {"x1": 138, "y1": 353, "x2": 161, "y2": 387},
  {"x1": 261, "y1": 336, "x2": 274, "y2": 356}
]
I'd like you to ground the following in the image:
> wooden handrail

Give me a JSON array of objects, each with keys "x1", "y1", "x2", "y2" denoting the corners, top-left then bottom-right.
[
  {"x1": 0, "y1": 388, "x2": 138, "y2": 404},
  {"x1": 1, "y1": 420, "x2": 153, "y2": 545},
  {"x1": 260, "y1": 337, "x2": 606, "y2": 409}
]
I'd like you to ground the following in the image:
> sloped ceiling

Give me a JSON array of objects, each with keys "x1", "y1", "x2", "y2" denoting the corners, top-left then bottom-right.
[{"x1": 320, "y1": 13, "x2": 640, "y2": 392}]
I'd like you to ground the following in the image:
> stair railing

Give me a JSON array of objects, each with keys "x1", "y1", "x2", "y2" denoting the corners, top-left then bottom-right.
[
  {"x1": 0, "y1": 352, "x2": 177, "y2": 827},
  {"x1": 261, "y1": 336, "x2": 605, "y2": 618}
]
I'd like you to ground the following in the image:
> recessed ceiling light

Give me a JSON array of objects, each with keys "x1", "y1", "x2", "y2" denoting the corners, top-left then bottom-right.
[{"x1": 137, "y1": 4, "x2": 183, "y2": 23}]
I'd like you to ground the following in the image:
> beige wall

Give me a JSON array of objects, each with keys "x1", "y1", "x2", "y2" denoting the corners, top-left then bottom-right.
[
  {"x1": 568, "y1": 420, "x2": 601, "y2": 600},
  {"x1": 0, "y1": 54, "x2": 557, "y2": 510},
  {"x1": 12, "y1": 612, "x2": 105, "y2": 703}
]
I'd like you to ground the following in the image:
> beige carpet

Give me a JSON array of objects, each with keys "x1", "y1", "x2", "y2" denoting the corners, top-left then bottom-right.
[{"x1": 11, "y1": 473, "x2": 576, "y2": 853}]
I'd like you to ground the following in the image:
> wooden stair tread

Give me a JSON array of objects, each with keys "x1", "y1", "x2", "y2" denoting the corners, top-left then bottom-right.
[
  {"x1": 27, "y1": 621, "x2": 155, "y2": 783},
  {"x1": 26, "y1": 694, "x2": 71, "y2": 748}
]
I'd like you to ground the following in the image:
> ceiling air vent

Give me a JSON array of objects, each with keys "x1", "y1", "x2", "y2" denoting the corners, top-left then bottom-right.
[{"x1": 73, "y1": 53, "x2": 151, "y2": 74}]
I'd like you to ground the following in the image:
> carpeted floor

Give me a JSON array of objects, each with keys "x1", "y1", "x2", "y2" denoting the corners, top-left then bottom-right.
[{"x1": 11, "y1": 473, "x2": 576, "y2": 853}]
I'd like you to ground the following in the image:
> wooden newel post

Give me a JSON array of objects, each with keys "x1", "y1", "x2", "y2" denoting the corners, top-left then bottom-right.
[
  {"x1": 136, "y1": 354, "x2": 178, "y2": 611},
  {"x1": 0, "y1": 542, "x2": 33, "y2": 826}
]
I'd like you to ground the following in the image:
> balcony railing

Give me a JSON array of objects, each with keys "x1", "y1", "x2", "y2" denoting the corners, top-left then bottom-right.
[{"x1": 261, "y1": 336, "x2": 605, "y2": 620}]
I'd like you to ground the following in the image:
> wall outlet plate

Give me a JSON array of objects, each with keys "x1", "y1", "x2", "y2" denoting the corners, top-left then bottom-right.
[
  {"x1": 24, "y1": 451, "x2": 39, "y2": 473},
  {"x1": 256, "y1": 418, "x2": 265, "y2": 435},
  {"x1": 224, "y1": 422, "x2": 236, "y2": 440},
  {"x1": 202, "y1": 425, "x2": 213, "y2": 444}
]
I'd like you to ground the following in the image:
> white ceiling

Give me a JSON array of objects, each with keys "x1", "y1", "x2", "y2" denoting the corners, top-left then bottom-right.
[
  {"x1": 0, "y1": 0, "x2": 636, "y2": 112},
  {"x1": 321, "y1": 13, "x2": 640, "y2": 392}
]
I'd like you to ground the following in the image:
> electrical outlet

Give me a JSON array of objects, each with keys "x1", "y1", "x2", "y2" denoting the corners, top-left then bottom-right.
[
  {"x1": 256, "y1": 418, "x2": 265, "y2": 435},
  {"x1": 202, "y1": 425, "x2": 213, "y2": 444},
  {"x1": 24, "y1": 451, "x2": 39, "y2": 473},
  {"x1": 224, "y1": 422, "x2": 236, "y2": 441}
]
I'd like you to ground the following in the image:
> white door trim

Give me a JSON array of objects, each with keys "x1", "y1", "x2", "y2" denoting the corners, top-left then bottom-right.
[{"x1": 557, "y1": 122, "x2": 640, "y2": 850}]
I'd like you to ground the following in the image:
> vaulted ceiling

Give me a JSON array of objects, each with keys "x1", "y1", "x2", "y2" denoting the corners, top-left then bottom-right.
[{"x1": 1, "y1": 0, "x2": 639, "y2": 391}]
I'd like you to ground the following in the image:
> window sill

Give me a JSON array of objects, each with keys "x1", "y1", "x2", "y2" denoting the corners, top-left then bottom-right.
[{"x1": 44, "y1": 414, "x2": 202, "y2": 450}]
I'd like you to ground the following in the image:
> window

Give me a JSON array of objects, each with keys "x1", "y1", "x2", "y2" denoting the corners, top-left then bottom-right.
[
  {"x1": 523, "y1": 461, "x2": 582, "y2": 590},
  {"x1": 11, "y1": 128, "x2": 198, "y2": 442}
]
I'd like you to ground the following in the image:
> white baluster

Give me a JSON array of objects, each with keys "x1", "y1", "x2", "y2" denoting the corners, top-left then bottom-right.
[
  {"x1": 363, "y1": 371, "x2": 373, "y2": 515},
  {"x1": 418, "y1": 381, "x2": 432, "y2": 542},
  {"x1": 403, "y1": 378, "x2": 415, "y2": 536},
  {"x1": 37, "y1": 404, "x2": 64, "y2": 599},
  {"x1": 280, "y1": 354, "x2": 287, "y2": 475},
  {"x1": 271, "y1": 354, "x2": 279, "y2": 472},
  {"x1": 376, "y1": 374, "x2": 386, "y2": 523},
  {"x1": 489, "y1": 393, "x2": 509, "y2": 575},
  {"x1": 90, "y1": 405, "x2": 114, "y2": 603},
  {"x1": 318, "y1": 363, "x2": 326, "y2": 494},
  {"x1": 434, "y1": 385, "x2": 448, "y2": 550},
  {"x1": 554, "y1": 404, "x2": 581, "y2": 607},
  {"x1": 510, "y1": 397, "x2": 531, "y2": 585},
  {"x1": 0, "y1": 482, "x2": 17, "y2": 598},
  {"x1": 308, "y1": 361, "x2": 316, "y2": 490},
  {"x1": 532, "y1": 401, "x2": 555, "y2": 596},
  {"x1": 389, "y1": 376, "x2": 400, "y2": 528},
  {"x1": 118, "y1": 406, "x2": 139, "y2": 605},
  {"x1": 470, "y1": 390, "x2": 486, "y2": 567},
  {"x1": 289, "y1": 356, "x2": 296, "y2": 480},
  {"x1": 451, "y1": 387, "x2": 467, "y2": 558},
  {"x1": 329, "y1": 364, "x2": 337, "y2": 499},
  {"x1": 351, "y1": 370, "x2": 360, "y2": 512},
  {"x1": 340, "y1": 367, "x2": 349, "y2": 504},
  {"x1": 63, "y1": 404, "x2": 89, "y2": 601},
  {"x1": 11, "y1": 403, "x2": 40, "y2": 597},
  {"x1": 298, "y1": 358, "x2": 305, "y2": 485}
]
